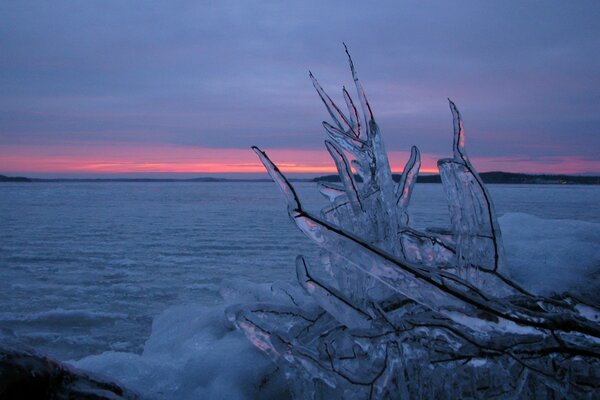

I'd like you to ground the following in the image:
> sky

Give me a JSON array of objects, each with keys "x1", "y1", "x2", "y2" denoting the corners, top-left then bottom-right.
[{"x1": 1, "y1": 0, "x2": 599, "y2": 177}]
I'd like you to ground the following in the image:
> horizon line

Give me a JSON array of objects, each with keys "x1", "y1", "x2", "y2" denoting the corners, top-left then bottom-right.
[{"x1": 4, "y1": 170, "x2": 600, "y2": 180}]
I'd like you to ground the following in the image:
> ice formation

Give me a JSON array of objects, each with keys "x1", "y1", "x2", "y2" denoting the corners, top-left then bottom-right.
[{"x1": 227, "y1": 48, "x2": 600, "y2": 399}]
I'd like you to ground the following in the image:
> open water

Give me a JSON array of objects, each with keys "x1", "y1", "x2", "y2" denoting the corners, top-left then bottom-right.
[{"x1": 1, "y1": 182, "x2": 599, "y2": 398}]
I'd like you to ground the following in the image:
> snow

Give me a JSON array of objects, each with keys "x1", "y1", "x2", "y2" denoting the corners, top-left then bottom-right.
[
  {"x1": 72, "y1": 288, "x2": 289, "y2": 400},
  {"x1": 501, "y1": 212, "x2": 600, "y2": 302}
]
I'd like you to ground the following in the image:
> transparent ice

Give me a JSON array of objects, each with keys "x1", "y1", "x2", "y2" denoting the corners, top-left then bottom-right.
[{"x1": 226, "y1": 48, "x2": 600, "y2": 399}]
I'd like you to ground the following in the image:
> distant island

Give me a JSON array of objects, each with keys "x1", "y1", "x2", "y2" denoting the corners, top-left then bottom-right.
[
  {"x1": 1, "y1": 172, "x2": 599, "y2": 184},
  {"x1": 0, "y1": 174, "x2": 31, "y2": 182},
  {"x1": 314, "y1": 171, "x2": 600, "y2": 185}
]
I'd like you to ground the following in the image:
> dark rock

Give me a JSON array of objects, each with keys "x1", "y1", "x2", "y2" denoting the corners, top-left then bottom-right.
[{"x1": 0, "y1": 343, "x2": 140, "y2": 400}]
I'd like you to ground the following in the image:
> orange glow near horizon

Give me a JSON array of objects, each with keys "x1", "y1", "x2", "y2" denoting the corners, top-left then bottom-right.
[
  {"x1": 0, "y1": 143, "x2": 597, "y2": 176},
  {"x1": 0, "y1": 144, "x2": 440, "y2": 175}
]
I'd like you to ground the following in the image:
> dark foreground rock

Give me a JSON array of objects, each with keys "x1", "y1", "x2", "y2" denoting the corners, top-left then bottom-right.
[{"x1": 0, "y1": 343, "x2": 140, "y2": 400}]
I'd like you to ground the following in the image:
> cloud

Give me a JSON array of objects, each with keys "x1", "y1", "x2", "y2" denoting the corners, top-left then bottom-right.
[{"x1": 1, "y1": 1, "x2": 599, "y2": 174}]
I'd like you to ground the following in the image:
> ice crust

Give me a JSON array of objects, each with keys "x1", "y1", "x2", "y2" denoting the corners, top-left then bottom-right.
[{"x1": 226, "y1": 51, "x2": 600, "y2": 398}]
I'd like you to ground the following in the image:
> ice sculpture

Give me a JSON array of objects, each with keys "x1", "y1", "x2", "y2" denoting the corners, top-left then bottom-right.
[{"x1": 226, "y1": 48, "x2": 600, "y2": 399}]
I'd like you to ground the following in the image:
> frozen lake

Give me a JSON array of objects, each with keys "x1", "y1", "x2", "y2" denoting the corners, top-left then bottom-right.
[{"x1": 1, "y1": 181, "x2": 599, "y2": 397}]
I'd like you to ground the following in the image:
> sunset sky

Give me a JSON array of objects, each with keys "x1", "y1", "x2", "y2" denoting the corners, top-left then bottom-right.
[{"x1": 1, "y1": 1, "x2": 599, "y2": 177}]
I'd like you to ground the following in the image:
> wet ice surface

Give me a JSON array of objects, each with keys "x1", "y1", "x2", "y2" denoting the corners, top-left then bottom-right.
[{"x1": 1, "y1": 182, "x2": 599, "y2": 398}]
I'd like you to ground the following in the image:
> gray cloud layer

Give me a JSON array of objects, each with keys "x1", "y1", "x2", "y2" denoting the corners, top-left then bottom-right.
[{"x1": 1, "y1": 0, "x2": 599, "y2": 161}]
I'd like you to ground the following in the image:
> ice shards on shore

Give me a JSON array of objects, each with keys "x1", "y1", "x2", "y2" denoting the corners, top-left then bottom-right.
[{"x1": 227, "y1": 49, "x2": 600, "y2": 399}]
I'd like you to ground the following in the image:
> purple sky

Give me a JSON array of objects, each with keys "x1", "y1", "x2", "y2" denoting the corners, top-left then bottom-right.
[{"x1": 1, "y1": 1, "x2": 599, "y2": 176}]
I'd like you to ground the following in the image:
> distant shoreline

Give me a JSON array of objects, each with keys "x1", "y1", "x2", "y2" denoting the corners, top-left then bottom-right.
[
  {"x1": 2, "y1": 172, "x2": 600, "y2": 184},
  {"x1": 315, "y1": 172, "x2": 600, "y2": 185},
  {"x1": 0, "y1": 176, "x2": 285, "y2": 183}
]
